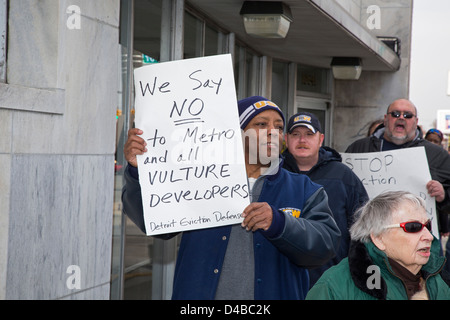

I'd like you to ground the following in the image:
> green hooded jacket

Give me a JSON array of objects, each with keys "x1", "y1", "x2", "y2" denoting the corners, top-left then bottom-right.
[{"x1": 306, "y1": 239, "x2": 450, "y2": 300}]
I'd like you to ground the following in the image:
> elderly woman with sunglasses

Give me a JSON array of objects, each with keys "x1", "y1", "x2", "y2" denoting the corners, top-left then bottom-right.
[{"x1": 306, "y1": 191, "x2": 450, "y2": 300}]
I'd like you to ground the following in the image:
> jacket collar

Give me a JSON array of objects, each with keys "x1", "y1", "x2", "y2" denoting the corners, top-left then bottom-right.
[
  {"x1": 348, "y1": 239, "x2": 448, "y2": 299},
  {"x1": 372, "y1": 124, "x2": 424, "y2": 148},
  {"x1": 348, "y1": 240, "x2": 388, "y2": 299},
  {"x1": 281, "y1": 147, "x2": 341, "y2": 174}
]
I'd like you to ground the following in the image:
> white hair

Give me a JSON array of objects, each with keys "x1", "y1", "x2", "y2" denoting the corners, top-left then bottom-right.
[{"x1": 350, "y1": 191, "x2": 426, "y2": 243}]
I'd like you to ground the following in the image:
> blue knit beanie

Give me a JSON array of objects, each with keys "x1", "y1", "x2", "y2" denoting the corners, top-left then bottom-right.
[{"x1": 237, "y1": 96, "x2": 285, "y2": 130}]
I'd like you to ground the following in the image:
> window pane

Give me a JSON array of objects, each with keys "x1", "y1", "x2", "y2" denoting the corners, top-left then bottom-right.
[
  {"x1": 234, "y1": 44, "x2": 243, "y2": 98},
  {"x1": 204, "y1": 25, "x2": 219, "y2": 56},
  {"x1": 184, "y1": 11, "x2": 203, "y2": 59},
  {"x1": 134, "y1": 0, "x2": 162, "y2": 62},
  {"x1": 246, "y1": 50, "x2": 256, "y2": 96},
  {"x1": 297, "y1": 65, "x2": 330, "y2": 95},
  {"x1": 272, "y1": 60, "x2": 289, "y2": 118}
]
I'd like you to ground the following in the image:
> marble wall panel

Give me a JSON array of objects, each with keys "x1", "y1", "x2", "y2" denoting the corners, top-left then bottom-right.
[
  {"x1": 0, "y1": 109, "x2": 11, "y2": 153},
  {"x1": 62, "y1": 0, "x2": 120, "y2": 26},
  {"x1": 7, "y1": 1, "x2": 59, "y2": 89},
  {"x1": 10, "y1": 2, "x2": 119, "y2": 156},
  {"x1": 0, "y1": 154, "x2": 11, "y2": 300},
  {"x1": 59, "y1": 12, "x2": 120, "y2": 155},
  {"x1": 6, "y1": 154, "x2": 114, "y2": 299},
  {"x1": 2, "y1": 0, "x2": 120, "y2": 300},
  {"x1": 59, "y1": 283, "x2": 111, "y2": 300}
]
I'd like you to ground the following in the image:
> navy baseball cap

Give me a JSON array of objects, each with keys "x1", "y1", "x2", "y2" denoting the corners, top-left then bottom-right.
[{"x1": 287, "y1": 112, "x2": 322, "y2": 133}]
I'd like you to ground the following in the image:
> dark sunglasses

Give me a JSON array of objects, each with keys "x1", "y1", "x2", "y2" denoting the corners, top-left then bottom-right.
[
  {"x1": 387, "y1": 111, "x2": 416, "y2": 119},
  {"x1": 385, "y1": 220, "x2": 432, "y2": 233}
]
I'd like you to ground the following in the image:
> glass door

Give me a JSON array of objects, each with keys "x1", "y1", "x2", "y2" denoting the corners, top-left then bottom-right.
[{"x1": 112, "y1": 0, "x2": 173, "y2": 300}]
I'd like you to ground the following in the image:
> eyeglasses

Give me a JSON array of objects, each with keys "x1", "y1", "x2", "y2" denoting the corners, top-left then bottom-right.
[
  {"x1": 387, "y1": 111, "x2": 416, "y2": 119},
  {"x1": 385, "y1": 220, "x2": 432, "y2": 233}
]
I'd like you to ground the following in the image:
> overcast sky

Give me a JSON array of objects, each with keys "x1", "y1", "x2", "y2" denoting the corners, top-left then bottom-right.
[{"x1": 409, "y1": 0, "x2": 450, "y2": 131}]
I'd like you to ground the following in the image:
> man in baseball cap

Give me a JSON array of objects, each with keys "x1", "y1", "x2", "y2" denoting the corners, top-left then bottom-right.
[{"x1": 283, "y1": 111, "x2": 368, "y2": 288}]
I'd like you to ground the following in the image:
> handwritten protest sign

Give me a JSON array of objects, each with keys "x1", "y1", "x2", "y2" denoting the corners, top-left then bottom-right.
[
  {"x1": 134, "y1": 54, "x2": 250, "y2": 236},
  {"x1": 341, "y1": 147, "x2": 438, "y2": 238}
]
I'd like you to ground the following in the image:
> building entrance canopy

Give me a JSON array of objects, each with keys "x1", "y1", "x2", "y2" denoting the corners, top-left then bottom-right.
[{"x1": 188, "y1": 0, "x2": 400, "y2": 71}]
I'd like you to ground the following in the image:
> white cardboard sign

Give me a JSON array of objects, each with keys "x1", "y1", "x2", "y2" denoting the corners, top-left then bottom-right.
[
  {"x1": 134, "y1": 54, "x2": 250, "y2": 236},
  {"x1": 341, "y1": 147, "x2": 438, "y2": 238}
]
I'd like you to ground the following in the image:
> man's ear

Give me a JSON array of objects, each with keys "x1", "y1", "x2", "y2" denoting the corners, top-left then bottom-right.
[
  {"x1": 370, "y1": 233, "x2": 386, "y2": 251},
  {"x1": 319, "y1": 133, "x2": 325, "y2": 146}
]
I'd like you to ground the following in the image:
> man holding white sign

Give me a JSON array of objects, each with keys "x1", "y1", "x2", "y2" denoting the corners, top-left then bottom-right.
[
  {"x1": 131, "y1": 54, "x2": 249, "y2": 235},
  {"x1": 345, "y1": 99, "x2": 450, "y2": 238},
  {"x1": 122, "y1": 55, "x2": 340, "y2": 300},
  {"x1": 341, "y1": 147, "x2": 439, "y2": 238}
]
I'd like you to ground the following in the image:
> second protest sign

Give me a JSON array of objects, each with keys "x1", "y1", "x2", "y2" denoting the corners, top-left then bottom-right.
[{"x1": 341, "y1": 147, "x2": 438, "y2": 238}]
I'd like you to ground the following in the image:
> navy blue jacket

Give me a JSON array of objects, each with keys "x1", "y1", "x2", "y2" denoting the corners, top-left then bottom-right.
[
  {"x1": 122, "y1": 160, "x2": 341, "y2": 299},
  {"x1": 282, "y1": 147, "x2": 368, "y2": 286}
]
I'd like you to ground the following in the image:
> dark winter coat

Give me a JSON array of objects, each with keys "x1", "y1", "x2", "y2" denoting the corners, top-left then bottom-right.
[{"x1": 283, "y1": 146, "x2": 368, "y2": 286}]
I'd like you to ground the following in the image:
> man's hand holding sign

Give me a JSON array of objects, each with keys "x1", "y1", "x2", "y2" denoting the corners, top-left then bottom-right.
[
  {"x1": 129, "y1": 54, "x2": 249, "y2": 236},
  {"x1": 121, "y1": 54, "x2": 340, "y2": 299}
]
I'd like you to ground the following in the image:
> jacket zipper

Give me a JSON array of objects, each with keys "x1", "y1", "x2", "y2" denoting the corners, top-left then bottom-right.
[
  {"x1": 422, "y1": 261, "x2": 446, "y2": 299},
  {"x1": 383, "y1": 259, "x2": 409, "y2": 299}
]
